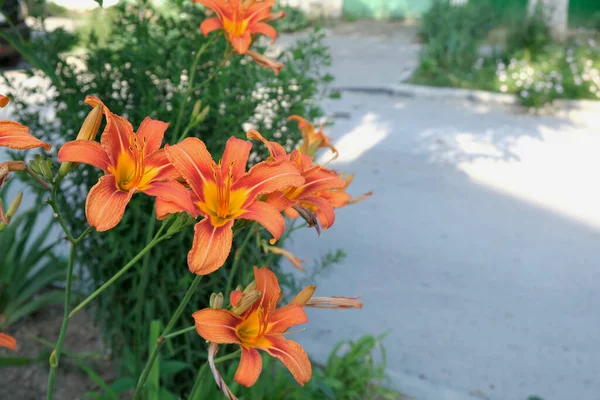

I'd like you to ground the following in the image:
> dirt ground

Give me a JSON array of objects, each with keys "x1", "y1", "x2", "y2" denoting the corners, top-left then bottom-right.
[{"x1": 0, "y1": 306, "x2": 114, "y2": 400}]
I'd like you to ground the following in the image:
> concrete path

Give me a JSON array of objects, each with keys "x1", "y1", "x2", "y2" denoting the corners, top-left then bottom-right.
[{"x1": 288, "y1": 92, "x2": 600, "y2": 400}]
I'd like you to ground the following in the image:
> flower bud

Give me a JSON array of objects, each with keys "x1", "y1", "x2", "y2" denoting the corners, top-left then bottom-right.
[
  {"x1": 58, "y1": 104, "x2": 103, "y2": 177},
  {"x1": 0, "y1": 94, "x2": 9, "y2": 108},
  {"x1": 231, "y1": 289, "x2": 261, "y2": 315},
  {"x1": 290, "y1": 285, "x2": 316, "y2": 306},
  {"x1": 305, "y1": 296, "x2": 363, "y2": 309},
  {"x1": 0, "y1": 192, "x2": 23, "y2": 231},
  {"x1": 210, "y1": 292, "x2": 224, "y2": 309},
  {"x1": 166, "y1": 211, "x2": 197, "y2": 235},
  {"x1": 265, "y1": 245, "x2": 305, "y2": 271},
  {"x1": 30, "y1": 155, "x2": 54, "y2": 182}
]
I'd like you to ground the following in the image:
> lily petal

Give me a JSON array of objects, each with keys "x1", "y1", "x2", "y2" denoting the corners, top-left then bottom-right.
[
  {"x1": 137, "y1": 117, "x2": 168, "y2": 156},
  {"x1": 0, "y1": 121, "x2": 51, "y2": 151},
  {"x1": 0, "y1": 332, "x2": 16, "y2": 350},
  {"x1": 230, "y1": 31, "x2": 252, "y2": 54},
  {"x1": 86, "y1": 175, "x2": 133, "y2": 232},
  {"x1": 246, "y1": 130, "x2": 288, "y2": 159},
  {"x1": 240, "y1": 201, "x2": 285, "y2": 243},
  {"x1": 144, "y1": 149, "x2": 181, "y2": 181},
  {"x1": 155, "y1": 198, "x2": 184, "y2": 220},
  {"x1": 236, "y1": 161, "x2": 304, "y2": 201},
  {"x1": 263, "y1": 336, "x2": 311, "y2": 386},
  {"x1": 221, "y1": 136, "x2": 251, "y2": 180},
  {"x1": 200, "y1": 17, "x2": 224, "y2": 36},
  {"x1": 142, "y1": 180, "x2": 196, "y2": 217},
  {"x1": 86, "y1": 96, "x2": 135, "y2": 164},
  {"x1": 0, "y1": 95, "x2": 9, "y2": 108},
  {"x1": 299, "y1": 168, "x2": 347, "y2": 198},
  {"x1": 165, "y1": 138, "x2": 215, "y2": 202},
  {"x1": 58, "y1": 140, "x2": 111, "y2": 172},
  {"x1": 192, "y1": 308, "x2": 241, "y2": 344},
  {"x1": 249, "y1": 22, "x2": 277, "y2": 44},
  {"x1": 267, "y1": 304, "x2": 308, "y2": 334},
  {"x1": 189, "y1": 218, "x2": 234, "y2": 275},
  {"x1": 253, "y1": 266, "x2": 281, "y2": 312},
  {"x1": 234, "y1": 347, "x2": 263, "y2": 387},
  {"x1": 303, "y1": 196, "x2": 336, "y2": 230},
  {"x1": 230, "y1": 290, "x2": 243, "y2": 307}
]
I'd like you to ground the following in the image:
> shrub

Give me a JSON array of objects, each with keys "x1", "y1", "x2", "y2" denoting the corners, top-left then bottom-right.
[{"x1": 4, "y1": 0, "x2": 336, "y2": 396}]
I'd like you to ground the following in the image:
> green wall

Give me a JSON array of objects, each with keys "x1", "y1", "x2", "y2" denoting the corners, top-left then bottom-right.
[{"x1": 342, "y1": 0, "x2": 600, "y2": 22}]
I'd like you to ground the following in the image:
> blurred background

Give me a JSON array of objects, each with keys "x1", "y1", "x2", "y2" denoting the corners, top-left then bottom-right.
[{"x1": 0, "y1": 0, "x2": 599, "y2": 399}]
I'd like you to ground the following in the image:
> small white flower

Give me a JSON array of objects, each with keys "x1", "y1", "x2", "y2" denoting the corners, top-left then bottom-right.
[
  {"x1": 516, "y1": 80, "x2": 523, "y2": 87},
  {"x1": 500, "y1": 85, "x2": 508, "y2": 92},
  {"x1": 586, "y1": 60, "x2": 593, "y2": 67},
  {"x1": 521, "y1": 90, "x2": 530, "y2": 98},
  {"x1": 556, "y1": 84, "x2": 564, "y2": 94},
  {"x1": 574, "y1": 77, "x2": 582, "y2": 86},
  {"x1": 590, "y1": 85, "x2": 597, "y2": 93},
  {"x1": 546, "y1": 82, "x2": 553, "y2": 89}
]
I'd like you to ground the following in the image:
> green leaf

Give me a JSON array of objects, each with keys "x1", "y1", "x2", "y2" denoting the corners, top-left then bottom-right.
[
  {"x1": 74, "y1": 359, "x2": 118, "y2": 400},
  {"x1": 148, "y1": 320, "x2": 162, "y2": 400},
  {"x1": 0, "y1": 356, "x2": 42, "y2": 367},
  {"x1": 160, "y1": 360, "x2": 189, "y2": 377}
]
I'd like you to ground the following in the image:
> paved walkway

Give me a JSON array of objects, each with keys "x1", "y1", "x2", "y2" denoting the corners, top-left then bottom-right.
[{"x1": 288, "y1": 90, "x2": 600, "y2": 400}]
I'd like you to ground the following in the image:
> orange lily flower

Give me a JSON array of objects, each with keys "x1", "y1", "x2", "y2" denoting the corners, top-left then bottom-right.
[
  {"x1": 248, "y1": 130, "x2": 346, "y2": 230},
  {"x1": 165, "y1": 136, "x2": 304, "y2": 275},
  {"x1": 288, "y1": 115, "x2": 338, "y2": 157},
  {"x1": 58, "y1": 96, "x2": 195, "y2": 231},
  {"x1": 193, "y1": 267, "x2": 312, "y2": 387},
  {"x1": 195, "y1": 0, "x2": 277, "y2": 54},
  {"x1": 0, "y1": 332, "x2": 16, "y2": 350}
]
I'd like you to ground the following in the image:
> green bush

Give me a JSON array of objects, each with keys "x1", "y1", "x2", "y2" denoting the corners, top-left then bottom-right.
[
  {"x1": 4, "y1": 0, "x2": 336, "y2": 395},
  {"x1": 506, "y1": 2, "x2": 552, "y2": 58}
]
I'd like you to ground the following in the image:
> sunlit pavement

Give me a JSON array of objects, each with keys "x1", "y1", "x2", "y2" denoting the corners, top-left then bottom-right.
[{"x1": 285, "y1": 92, "x2": 600, "y2": 400}]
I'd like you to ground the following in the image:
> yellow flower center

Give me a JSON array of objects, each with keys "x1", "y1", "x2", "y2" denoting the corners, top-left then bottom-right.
[
  {"x1": 196, "y1": 163, "x2": 249, "y2": 227},
  {"x1": 236, "y1": 308, "x2": 271, "y2": 348},
  {"x1": 108, "y1": 136, "x2": 156, "y2": 192},
  {"x1": 223, "y1": 17, "x2": 250, "y2": 37}
]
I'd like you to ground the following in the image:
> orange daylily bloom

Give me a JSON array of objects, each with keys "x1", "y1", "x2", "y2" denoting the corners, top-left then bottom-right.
[
  {"x1": 58, "y1": 96, "x2": 195, "y2": 231},
  {"x1": 195, "y1": 0, "x2": 278, "y2": 54},
  {"x1": 165, "y1": 136, "x2": 304, "y2": 275},
  {"x1": 0, "y1": 332, "x2": 16, "y2": 350},
  {"x1": 288, "y1": 115, "x2": 338, "y2": 157},
  {"x1": 248, "y1": 130, "x2": 346, "y2": 230},
  {"x1": 193, "y1": 267, "x2": 312, "y2": 387}
]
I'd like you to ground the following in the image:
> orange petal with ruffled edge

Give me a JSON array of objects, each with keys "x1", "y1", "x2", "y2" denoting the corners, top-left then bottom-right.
[
  {"x1": 246, "y1": 50, "x2": 284, "y2": 75},
  {"x1": 263, "y1": 336, "x2": 311, "y2": 386},
  {"x1": 0, "y1": 95, "x2": 9, "y2": 108},
  {"x1": 155, "y1": 198, "x2": 183, "y2": 220},
  {"x1": 0, "y1": 332, "x2": 16, "y2": 350},
  {"x1": 142, "y1": 180, "x2": 196, "y2": 217},
  {"x1": 221, "y1": 136, "x2": 251, "y2": 179},
  {"x1": 299, "y1": 168, "x2": 346, "y2": 198},
  {"x1": 267, "y1": 304, "x2": 308, "y2": 334},
  {"x1": 235, "y1": 161, "x2": 304, "y2": 202},
  {"x1": 85, "y1": 96, "x2": 134, "y2": 164},
  {"x1": 165, "y1": 138, "x2": 215, "y2": 203},
  {"x1": 246, "y1": 130, "x2": 288, "y2": 159},
  {"x1": 192, "y1": 308, "x2": 241, "y2": 344},
  {"x1": 240, "y1": 201, "x2": 285, "y2": 243},
  {"x1": 303, "y1": 196, "x2": 336, "y2": 230},
  {"x1": 58, "y1": 140, "x2": 111, "y2": 172},
  {"x1": 200, "y1": 17, "x2": 223, "y2": 36},
  {"x1": 0, "y1": 121, "x2": 51, "y2": 151},
  {"x1": 188, "y1": 218, "x2": 234, "y2": 275},
  {"x1": 85, "y1": 175, "x2": 134, "y2": 231},
  {"x1": 137, "y1": 117, "x2": 169, "y2": 156},
  {"x1": 250, "y1": 22, "x2": 277, "y2": 44},
  {"x1": 234, "y1": 347, "x2": 263, "y2": 387},
  {"x1": 253, "y1": 266, "x2": 281, "y2": 313},
  {"x1": 287, "y1": 115, "x2": 310, "y2": 130}
]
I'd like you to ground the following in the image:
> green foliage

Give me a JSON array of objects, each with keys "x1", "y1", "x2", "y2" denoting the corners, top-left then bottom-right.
[
  {"x1": 0, "y1": 208, "x2": 65, "y2": 330},
  {"x1": 413, "y1": 0, "x2": 600, "y2": 108},
  {"x1": 191, "y1": 335, "x2": 401, "y2": 400},
  {"x1": 272, "y1": 4, "x2": 311, "y2": 33},
  {"x1": 416, "y1": 0, "x2": 497, "y2": 81},
  {"x1": 506, "y1": 2, "x2": 552, "y2": 58},
  {"x1": 3, "y1": 0, "x2": 335, "y2": 396}
]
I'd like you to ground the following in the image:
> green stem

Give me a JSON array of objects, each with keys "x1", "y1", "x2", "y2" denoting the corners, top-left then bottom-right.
[
  {"x1": 214, "y1": 349, "x2": 242, "y2": 364},
  {"x1": 68, "y1": 221, "x2": 169, "y2": 319},
  {"x1": 46, "y1": 175, "x2": 93, "y2": 400},
  {"x1": 187, "y1": 349, "x2": 242, "y2": 399},
  {"x1": 170, "y1": 37, "x2": 216, "y2": 143},
  {"x1": 133, "y1": 275, "x2": 204, "y2": 399},
  {"x1": 163, "y1": 325, "x2": 196, "y2": 340},
  {"x1": 134, "y1": 215, "x2": 158, "y2": 379},
  {"x1": 225, "y1": 227, "x2": 254, "y2": 295}
]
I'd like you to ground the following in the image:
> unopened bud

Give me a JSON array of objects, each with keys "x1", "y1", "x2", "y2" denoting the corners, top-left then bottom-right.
[
  {"x1": 49, "y1": 349, "x2": 58, "y2": 368},
  {"x1": 265, "y1": 245, "x2": 305, "y2": 271},
  {"x1": 0, "y1": 94, "x2": 9, "y2": 108},
  {"x1": 30, "y1": 155, "x2": 54, "y2": 182},
  {"x1": 231, "y1": 290, "x2": 261, "y2": 315},
  {"x1": 6, "y1": 192, "x2": 23, "y2": 219},
  {"x1": 166, "y1": 212, "x2": 197, "y2": 235},
  {"x1": 290, "y1": 285, "x2": 316, "y2": 306},
  {"x1": 210, "y1": 293, "x2": 224, "y2": 309},
  {"x1": 58, "y1": 104, "x2": 103, "y2": 177},
  {"x1": 242, "y1": 280, "x2": 256, "y2": 295},
  {"x1": 305, "y1": 296, "x2": 363, "y2": 309}
]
